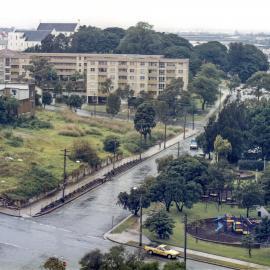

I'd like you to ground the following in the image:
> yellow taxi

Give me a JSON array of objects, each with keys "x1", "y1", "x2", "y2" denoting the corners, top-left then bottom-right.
[{"x1": 144, "y1": 244, "x2": 180, "y2": 259}]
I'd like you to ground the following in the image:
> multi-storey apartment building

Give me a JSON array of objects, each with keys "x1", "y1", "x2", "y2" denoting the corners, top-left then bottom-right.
[{"x1": 0, "y1": 49, "x2": 189, "y2": 103}]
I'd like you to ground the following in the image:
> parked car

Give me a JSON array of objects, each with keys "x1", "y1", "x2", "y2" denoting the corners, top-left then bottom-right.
[
  {"x1": 190, "y1": 139, "x2": 198, "y2": 150},
  {"x1": 144, "y1": 244, "x2": 180, "y2": 259}
]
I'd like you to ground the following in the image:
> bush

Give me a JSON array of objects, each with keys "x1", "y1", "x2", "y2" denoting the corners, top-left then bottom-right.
[
  {"x1": 238, "y1": 160, "x2": 264, "y2": 171},
  {"x1": 6, "y1": 136, "x2": 24, "y2": 147},
  {"x1": 58, "y1": 130, "x2": 82, "y2": 137},
  {"x1": 85, "y1": 128, "x2": 102, "y2": 136},
  {"x1": 6, "y1": 166, "x2": 58, "y2": 200},
  {"x1": 103, "y1": 135, "x2": 120, "y2": 153},
  {"x1": 124, "y1": 142, "x2": 140, "y2": 153},
  {"x1": 16, "y1": 117, "x2": 53, "y2": 129},
  {"x1": 70, "y1": 139, "x2": 100, "y2": 167},
  {"x1": 2, "y1": 130, "x2": 13, "y2": 139}
]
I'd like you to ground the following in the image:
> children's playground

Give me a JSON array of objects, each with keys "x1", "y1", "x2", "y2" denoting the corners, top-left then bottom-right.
[{"x1": 187, "y1": 214, "x2": 260, "y2": 245}]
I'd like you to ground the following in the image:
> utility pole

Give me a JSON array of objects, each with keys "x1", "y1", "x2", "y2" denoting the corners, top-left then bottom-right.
[
  {"x1": 219, "y1": 87, "x2": 222, "y2": 113},
  {"x1": 62, "y1": 149, "x2": 68, "y2": 202},
  {"x1": 139, "y1": 123, "x2": 143, "y2": 160},
  {"x1": 264, "y1": 156, "x2": 266, "y2": 171},
  {"x1": 94, "y1": 94, "x2": 97, "y2": 116},
  {"x1": 164, "y1": 123, "x2": 167, "y2": 149},
  {"x1": 113, "y1": 139, "x2": 116, "y2": 171},
  {"x1": 183, "y1": 109, "x2": 187, "y2": 139},
  {"x1": 184, "y1": 213, "x2": 187, "y2": 269},
  {"x1": 192, "y1": 104, "x2": 195, "y2": 130},
  {"x1": 139, "y1": 194, "x2": 143, "y2": 247},
  {"x1": 177, "y1": 141, "x2": 180, "y2": 158}
]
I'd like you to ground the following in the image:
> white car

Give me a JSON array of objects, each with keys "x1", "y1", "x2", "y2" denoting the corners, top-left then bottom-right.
[{"x1": 190, "y1": 139, "x2": 198, "y2": 150}]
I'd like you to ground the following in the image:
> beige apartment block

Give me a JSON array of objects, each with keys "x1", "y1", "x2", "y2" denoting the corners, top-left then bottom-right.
[{"x1": 0, "y1": 50, "x2": 189, "y2": 103}]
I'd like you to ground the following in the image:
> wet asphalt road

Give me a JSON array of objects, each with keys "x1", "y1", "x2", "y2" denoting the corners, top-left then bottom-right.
[{"x1": 0, "y1": 136, "x2": 229, "y2": 270}]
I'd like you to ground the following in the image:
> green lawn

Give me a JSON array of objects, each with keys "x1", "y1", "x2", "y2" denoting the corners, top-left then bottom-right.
[
  {"x1": 144, "y1": 203, "x2": 270, "y2": 266},
  {"x1": 0, "y1": 109, "x2": 181, "y2": 196},
  {"x1": 112, "y1": 215, "x2": 138, "y2": 234}
]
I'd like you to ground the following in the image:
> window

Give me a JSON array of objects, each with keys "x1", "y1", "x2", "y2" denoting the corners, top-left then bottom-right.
[
  {"x1": 140, "y1": 76, "x2": 145, "y2": 80},
  {"x1": 130, "y1": 76, "x2": 135, "y2": 80},
  {"x1": 159, "y1": 77, "x2": 165, "y2": 82},
  {"x1": 140, "y1": 62, "x2": 145, "y2": 66},
  {"x1": 140, "y1": 69, "x2": 145, "y2": 74},
  {"x1": 130, "y1": 62, "x2": 135, "y2": 66},
  {"x1": 78, "y1": 63, "x2": 82, "y2": 67},
  {"x1": 98, "y1": 61, "x2": 107, "y2": 65},
  {"x1": 119, "y1": 76, "x2": 127, "y2": 80},
  {"x1": 159, "y1": 63, "x2": 165, "y2": 68},
  {"x1": 84, "y1": 63, "x2": 87, "y2": 67},
  {"x1": 149, "y1": 62, "x2": 157, "y2": 67},
  {"x1": 178, "y1": 70, "x2": 183, "y2": 74},
  {"x1": 130, "y1": 69, "x2": 135, "y2": 73},
  {"x1": 98, "y1": 68, "x2": 107, "y2": 72},
  {"x1": 90, "y1": 68, "x2": 95, "y2": 72},
  {"x1": 167, "y1": 63, "x2": 175, "y2": 67},
  {"x1": 140, "y1": 83, "x2": 145, "y2": 88},
  {"x1": 79, "y1": 56, "x2": 81, "y2": 60},
  {"x1": 159, "y1": 70, "x2": 165, "y2": 75},
  {"x1": 119, "y1": 68, "x2": 127, "y2": 72},
  {"x1": 159, "y1": 84, "x2": 165, "y2": 90},
  {"x1": 119, "y1": 61, "x2": 127, "y2": 65}
]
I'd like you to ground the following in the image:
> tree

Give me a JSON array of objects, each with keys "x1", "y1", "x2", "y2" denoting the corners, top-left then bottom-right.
[
  {"x1": 208, "y1": 161, "x2": 233, "y2": 206},
  {"x1": 242, "y1": 235, "x2": 255, "y2": 258},
  {"x1": 248, "y1": 102, "x2": 270, "y2": 158},
  {"x1": 228, "y1": 43, "x2": 269, "y2": 82},
  {"x1": 43, "y1": 257, "x2": 66, "y2": 270},
  {"x1": 42, "y1": 91, "x2": 53, "y2": 108},
  {"x1": 156, "y1": 155, "x2": 174, "y2": 172},
  {"x1": 191, "y1": 75, "x2": 219, "y2": 110},
  {"x1": 53, "y1": 82, "x2": 63, "y2": 96},
  {"x1": 197, "y1": 63, "x2": 224, "y2": 82},
  {"x1": 66, "y1": 95, "x2": 83, "y2": 111},
  {"x1": 228, "y1": 74, "x2": 241, "y2": 93},
  {"x1": 154, "y1": 100, "x2": 170, "y2": 147},
  {"x1": 106, "y1": 93, "x2": 121, "y2": 117},
  {"x1": 100, "y1": 78, "x2": 113, "y2": 97},
  {"x1": 79, "y1": 249, "x2": 103, "y2": 270},
  {"x1": 237, "y1": 182, "x2": 263, "y2": 217},
  {"x1": 103, "y1": 135, "x2": 120, "y2": 154},
  {"x1": 194, "y1": 41, "x2": 229, "y2": 71},
  {"x1": 214, "y1": 135, "x2": 232, "y2": 162},
  {"x1": 70, "y1": 139, "x2": 100, "y2": 167},
  {"x1": 144, "y1": 209, "x2": 175, "y2": 239},
  {"x1": 134, "y1": 102, "x2": 156, "y2": 142},
  {"x1": 246, "y1": 71, "x2": 270, "y2": 100},
  {"x1": 4, "y1": 97, "x2": 20, "y2": 121},
  {"x1": 27, "y1": 57, "x2": 58, "y2": 87},
  {"x1": 163, "y1": 261, "x2": 185, "y2": 270},
  {"x1": 260, "y1": 168, "x2": 270, "y2": 204},
  {"x1": 117, "y1": 186, "x2": 150, "y2": 216},
  {"x1": 150, "y1": 156, "x2": 205, "y2": 211},
  {"x1": 255, "y1": 217, "x2": 270, "y2": 243},
  {"x1": 115, "y1": 85, "x2": 134, "y2": 120}
]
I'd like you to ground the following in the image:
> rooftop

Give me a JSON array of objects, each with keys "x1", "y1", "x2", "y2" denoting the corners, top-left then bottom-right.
[
  {"x1": 37, "y1": 23, "x2": 78, "y2": 32},
  {"x1": 23, "y1": 30, "x2": 51, "y2": 42}
]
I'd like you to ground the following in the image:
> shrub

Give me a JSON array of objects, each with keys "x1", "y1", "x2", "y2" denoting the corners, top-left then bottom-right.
[
  {"x1": 124, "y1": 142, "x2": 140, "y2": 153},
  {"x1": 6, "y1": 136, "x2": 24, "y2": 147},
  {"x1": 103, "y1": 135, "x2": 120, "y2": 153},
  {"x1": 85, "y1": 128, "x2": 102, "y2": 136},
  {"x1": 58, "y1": 130, "x2": 81, "y2": 137},
  {"x1": 6, "y1": 166, "x2": 58, "y2": 200},
  {"x1": 238, "y1": 160, "x2": 264, "y2": 171},
  {"x1": 16, "y1": 117, "x2": 53, "y2": 129},
  {"x1": 3, "y1": 130, "x2": 13, "y2": 139},
  {"x1": 70, "y1": 139, "x2": 100, "y2": 167}
]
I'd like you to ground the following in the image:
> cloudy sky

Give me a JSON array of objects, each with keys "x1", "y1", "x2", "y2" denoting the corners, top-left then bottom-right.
[{"x1": 1, "y1": 0, "x2": 269, "y2": 33}]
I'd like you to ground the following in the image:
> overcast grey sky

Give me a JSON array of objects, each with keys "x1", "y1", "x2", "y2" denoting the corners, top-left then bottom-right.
[{"x1": 1, "y1": 0, "x2": 269, "y2": 33}]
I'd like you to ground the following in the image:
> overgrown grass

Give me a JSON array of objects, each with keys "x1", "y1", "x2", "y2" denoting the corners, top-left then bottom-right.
[
  {"x1": 111, "y1": 215, "x2": 138, "y2": 234},
  {"x1": 0, "y1": 109, "x2": 181, "y2": 198}
]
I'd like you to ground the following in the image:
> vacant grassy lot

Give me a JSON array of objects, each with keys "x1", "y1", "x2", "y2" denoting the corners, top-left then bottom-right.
[
  {"x1": 0, "y1": 109, "x2": 181, "y2": 196},
  {"x1": 143, "y1": 202, "x2": 270, "y2": 266}
]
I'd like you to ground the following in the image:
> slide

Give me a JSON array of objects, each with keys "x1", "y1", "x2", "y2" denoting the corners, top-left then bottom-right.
[{"x1": 215, "y1": 222, "x2": 224, "y2": 233}]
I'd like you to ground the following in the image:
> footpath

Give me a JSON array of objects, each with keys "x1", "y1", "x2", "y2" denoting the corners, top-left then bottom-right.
[{"x1": 104, "y1": 216, "x2": 270, "y2": 270}]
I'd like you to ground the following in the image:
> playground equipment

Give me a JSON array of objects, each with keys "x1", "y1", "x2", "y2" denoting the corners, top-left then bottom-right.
[{"x1": 215, "y1": 214, "x2": 258, "y2": 235}]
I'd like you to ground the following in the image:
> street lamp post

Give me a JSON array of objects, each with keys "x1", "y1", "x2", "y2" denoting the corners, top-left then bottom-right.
[
  {"x1": 62, "y1": 148, "x2": 68, "y2": 202},
  {"x1": 133, "y1": 187, "x2": 143, "y2": 247},
  {"x1": 184, "y1": 213, "x2": 187, "y2": 269}
]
